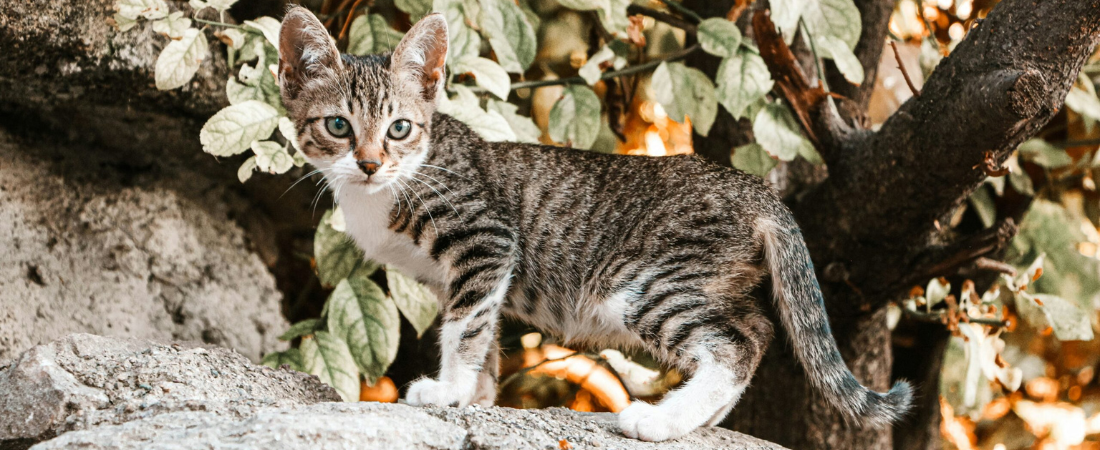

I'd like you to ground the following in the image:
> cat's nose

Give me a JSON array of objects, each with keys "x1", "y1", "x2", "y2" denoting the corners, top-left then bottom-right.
[{"x1": 357, "y1": 159, "x2": 381, "y2": 175}]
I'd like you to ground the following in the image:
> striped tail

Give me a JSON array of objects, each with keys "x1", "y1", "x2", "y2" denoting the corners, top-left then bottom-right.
[{"x1": 757, "y1": 214, "x2": 912, "y2": 426}]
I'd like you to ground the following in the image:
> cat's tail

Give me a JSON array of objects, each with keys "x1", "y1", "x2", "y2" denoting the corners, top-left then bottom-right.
[{"x1": 757, "y1": 213, "x2": 912, "y2": 427}]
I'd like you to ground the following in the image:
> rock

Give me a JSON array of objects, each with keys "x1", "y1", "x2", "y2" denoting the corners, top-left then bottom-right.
[
  {"x1": 0, "y1": 131, "x2": 290, "y2": 363},
  {"x1": 31, "y1": 403, "x2": 787, "y2": 450},
  {"x1": 0, "y1": 334, "x2": 340, "y2": 449}
]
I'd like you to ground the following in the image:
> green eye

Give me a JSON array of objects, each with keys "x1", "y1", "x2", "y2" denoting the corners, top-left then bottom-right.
[
  {"x1": 387, "y1": 119, "x2": 412, "y2": 140},
  {"x1": 325, "y1": 117, "x2": 352, "y2": 137}
]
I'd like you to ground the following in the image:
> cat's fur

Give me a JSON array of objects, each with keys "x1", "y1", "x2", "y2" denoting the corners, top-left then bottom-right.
[{"x1": 277, "y1": 7, "x2": 911, "y2": 441}]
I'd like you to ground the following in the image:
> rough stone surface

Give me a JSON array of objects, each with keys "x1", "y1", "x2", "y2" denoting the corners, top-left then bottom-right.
[
  {"x1": 0, "y1": 334, "x2": 340, "y2": 449},
  {"x1": 31, "y1": 402, "x2": 786, "y2": 450},
  {"x1": 0, "y1": 131, "x2": 290, "y2": 363}
]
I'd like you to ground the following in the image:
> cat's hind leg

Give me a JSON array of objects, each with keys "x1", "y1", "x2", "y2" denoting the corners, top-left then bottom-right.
[{"x1": 619, "y1": 306, "x2": 770, "y2": 441}]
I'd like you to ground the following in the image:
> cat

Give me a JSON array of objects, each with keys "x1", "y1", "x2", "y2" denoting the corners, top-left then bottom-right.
[{"x1": 276, "y1": 7, "x2": 911, "y2": 442}]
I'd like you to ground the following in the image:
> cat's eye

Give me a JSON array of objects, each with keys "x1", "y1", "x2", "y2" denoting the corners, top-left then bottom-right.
[
  {"x1": 387, "y1": 119, "x2": 412, "y2": 140},
  {"x1": 325, "y1": 117, "x2": 352, "y2": 138}
]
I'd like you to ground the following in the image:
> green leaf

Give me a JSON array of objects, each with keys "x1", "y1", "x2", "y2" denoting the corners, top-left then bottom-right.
[
  {"x1": 226, "y1": 77, "x2": 260, "y2": 105},
  {"x1": 435, "y1": 0, "x2": 482, "y2": 69},
  {"x1": 386, "y1": 266, "x2": 439, "y2": 338},
  {"x1": 926, "y1": 278, "x2": 950, "y2": 308},
  {"x1": 549, "y1": 85, "x2": 601, "y2": 149},
  {"x1": 203, "y1": 0, "x2": 238, "y2": 13},
  {"x1": 455, "y1": 57, "x2": 512, "y2": 100},
  {"x1": 803, "y1": 0, "x2": 862, "y2": 50},
  {"x1": 243, "y1": 17, "x2": 281, "y2": 48},
  {"x1": 279, "y1": 318, "x2": 324, "y2": 341},
  {"x1": 116, "y1": 0, "x2": 169, "y2": 20},
  {"x1": 1018, "y1": 138, "x2": 1073, "y2": 168},
  {"x1": 698, "y1": 18, "x2": 742, "y2": 58},
  {"x1": 769, "y1": 0, "x2": 801, "y2": 41},
  {"x1": 279, "y1": 117, "x2": 301, "y2": 152},
  {"x1": 1016, "y1": 292, "x2": 1095, "y2": 341},
  {"x1": 651, "y1": 62, "x2": 718, "y2": 136},
  {"x1": 199, "y1": 100, "x2": 279, "y2": 156},
  {"x1": 261, "y1": 348, "x2": 305, "y2": 372},
  {"x1": 596, "y1": 0, "x2": 631, "y2": 38},
  {"x1": 487, "y1": 100, "x2": 541, "y2": 144},
  {"x1": 301, "y1": 332, "x2": 361, "y2": 402},
  {"x1": 752, "y1": 102, "x2": 813, "y2": 161},
  {"x1": 968, "y1": 186, "x2": 997, "y2": 229},
  {"x1": 218, "y1": 28, "x2": 249, "y2": 49},
  {"x1": 252, "y1": 140, "x2": 295, "y2": 174},
  {"x1": 151, "y1": 11, "x2": 191, "y2": 39},
  {"x1": 155, "y1": 28, "x2": 209, "y2": 90},
  {"x1": 716, "y1": 49, "x2": 774, "y2": 120},
  {"x1": 315, "y1": 209, "x2": 369, "y2": 288},
  {"x1": 478, "y1": 0, "x2": 538, "y2": 73},
  {"x1": 348, "y1": 14, "x2": 406, "y2": 55},
  {"x1": 397, "y1": 0, "x2": 433, "y2": 17},
  {"x1": 113, "y1": 13, "x2": 138, "y2": 32},
  {"x1": 326, "y1": 273, "x2": 401, "y2": 382},
  {"x1": 1009, "y1": 200, "x2": 1100, "y2": 312},
  {"x1": 1065, "y1": 79, "x2": 1100, "y2": 123},
  {"x1": 731, "y1": 143, "x2": 778, "y2": 177},
  {"x1": 814, "y1": 34, "x2": 864, "y2": 84},
  {"x1": 438, "y1": 87, "x2": 518, "y2": 142},
  {"x1": 237, "y1": 156, "x2": 257, "y2": 183},
  {"x1": 555, "y1": 0, "x2": 600, "y2": 10},
  {"x1": 578, "y1": 45, "x2": 626, "y2": 86}
]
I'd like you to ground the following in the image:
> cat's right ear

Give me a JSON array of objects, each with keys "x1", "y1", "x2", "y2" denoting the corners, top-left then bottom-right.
[
  {"x1": 391, "y1": 14, "x2": 448, "y2": 103},
  {"x1": 278, "y1": 7, "x2": 342, "y2": 99}
]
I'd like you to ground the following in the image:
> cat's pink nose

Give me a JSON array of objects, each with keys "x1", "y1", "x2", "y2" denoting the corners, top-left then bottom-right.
[{"x1": 357, "y1": 159, "x2": 381, "y2": 175}]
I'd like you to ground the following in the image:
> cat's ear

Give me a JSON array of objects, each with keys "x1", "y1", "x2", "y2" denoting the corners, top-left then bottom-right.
[
  {"x1": 391, "y1": 13, "x2": 448, "y2": 103},
  {"x1": 278, "y1": 7, "x2": 342, "y2": 98}
]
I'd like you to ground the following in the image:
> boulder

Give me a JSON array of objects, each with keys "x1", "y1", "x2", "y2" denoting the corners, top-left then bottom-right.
[
  {"x1": 0, "y1": 334, "x2": 340, "y2": 449},
  {"x1": 31, "y1": 403, "x2": 786, "y2": 450},
  {"x1": 0, "y1": 131, "x2": 290, "y2": 363},
  {"x1": 4, "y1": 335, "x2": 785, "y2": 450}
]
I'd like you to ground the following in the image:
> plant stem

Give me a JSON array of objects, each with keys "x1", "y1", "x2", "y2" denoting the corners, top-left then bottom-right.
[
  {"x1": 466, "y1": 44, "x2": 701, "y2": 94},
  {"x1": 799, "y1": 18, "x2": 828, "y2": 92},
  {"x1": 662, "y1": 0, "x2": 702, "y2": 23},
  {"x1": 193, "y1": 18, "x2": 256, "y2": 33},
  {"x1": 901, "y1": 305, "x2": 1009, "y2": 327}
]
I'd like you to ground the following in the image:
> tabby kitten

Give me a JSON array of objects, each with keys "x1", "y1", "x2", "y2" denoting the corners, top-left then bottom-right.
[{"x1": 277, "y1": 7, "x2": 911, "y2": 442}]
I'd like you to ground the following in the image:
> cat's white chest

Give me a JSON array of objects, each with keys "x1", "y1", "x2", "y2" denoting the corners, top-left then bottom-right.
[{"x1": 338, "y1": 188, "x2": 445, "y2": 287}]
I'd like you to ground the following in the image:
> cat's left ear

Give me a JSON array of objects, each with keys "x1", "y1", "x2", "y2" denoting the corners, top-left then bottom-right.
[
  {"x1": 278, "y1": 6, "x2": 342, "y2": 100},
  {"x1": 391, "y1": 14, "x2": 448, "y2": 103}
]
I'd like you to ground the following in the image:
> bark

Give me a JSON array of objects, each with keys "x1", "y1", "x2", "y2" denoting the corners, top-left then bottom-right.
[{"x1": 687, "y1": 0, "x2": 1100, "y2": 448}]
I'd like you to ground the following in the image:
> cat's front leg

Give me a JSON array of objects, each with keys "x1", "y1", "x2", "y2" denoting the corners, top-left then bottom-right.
[{"x1": 406, "y1": 270, "x2": 511, "y2": 408}]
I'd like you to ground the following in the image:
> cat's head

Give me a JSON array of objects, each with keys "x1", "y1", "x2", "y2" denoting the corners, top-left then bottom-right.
[{"x1": 277, "y1": 7, "x2": 448, "y2": 194}]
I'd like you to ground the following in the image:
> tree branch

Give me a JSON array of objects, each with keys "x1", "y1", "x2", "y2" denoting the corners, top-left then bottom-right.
[{"x1": 466, "y1": 44, "x2": 700, "y2": 94}]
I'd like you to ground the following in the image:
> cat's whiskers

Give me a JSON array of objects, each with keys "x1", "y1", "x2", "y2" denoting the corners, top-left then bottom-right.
[
  {"x1": 397, "y1": 178, "x2": 438, "y2": 234},
  {"x1": 419, "y1": 164, "x2": 468, "y2": 179},
  {"x1": 280, "y1": 168, "x2": 325, "y2": 200},
  {"x1": 404, "y1": 172, "x2": 459, "y2": 218}
]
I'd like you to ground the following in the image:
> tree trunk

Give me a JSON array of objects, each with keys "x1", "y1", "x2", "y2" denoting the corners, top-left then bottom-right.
[{"x1": 683, "y1": 0, "x2": 1100, "y2": 448}]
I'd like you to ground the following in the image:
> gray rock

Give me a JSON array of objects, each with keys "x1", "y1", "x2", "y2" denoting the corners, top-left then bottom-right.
[
  {"x1": 0, "y1": 334, "x2": 341, "y2": 449},
  {"x1": 0, "y1": 130, "x2": 290, "y2": 363},
  {"x1": 31, "y1": 402, "x2": 787, "y2": 450}
]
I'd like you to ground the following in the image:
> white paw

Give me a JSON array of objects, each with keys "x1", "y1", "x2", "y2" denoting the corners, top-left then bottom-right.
[
  {"x1": 617, "y1": 401, "x2": 690, "y2": 442},
  {"x1": 405, "y1": 378, "x2": 473, "y2": 407}
]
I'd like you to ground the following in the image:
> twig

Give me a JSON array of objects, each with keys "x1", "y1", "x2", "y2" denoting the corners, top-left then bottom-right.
[
  {"x1": 626, "y1": 4, "x2": 697, "y2": 34},
  {"x1": 799, "y1": 18, "x2": 827, "y2": 91},
  {"x1": 193, "y1": 18, "x2": 254, "y2": 32},
  {"x1": 467, "y1": 44, "x2": 701, "y2": 94},
  {"x1": 901, "y1": 306, "x2": 1009, "y2": 327},
  {"x1": 726, "y1": 0, "x2": 752, "y2": 22},
  {"x1": 973, "y1": 257, "x2": 1017, "y2": 277},
  {"x1": 1052, "y1": 138, "x2": 1100, "y2": 148},
  {"x1": 894, "y1": 218, "x2": 1019, "y2": 290},
  {"x1": 324, "y1": 0, "x2": 356, "y2": 28},
  {"x1": 913, "y1": 0, "x2": 941, "y2": 51},
  {"x1": 338, "y1": 0, "x2": 367, "y2": 40},
  {"x1": 890, "y1": 41, "x2": 921, "y2": 97},
  {"x1": 752, "y1": 10, "x2": 827, "y2": 146},
  {"x1": 661, "y1": 0, "x2": 702, "y2": 23}
]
